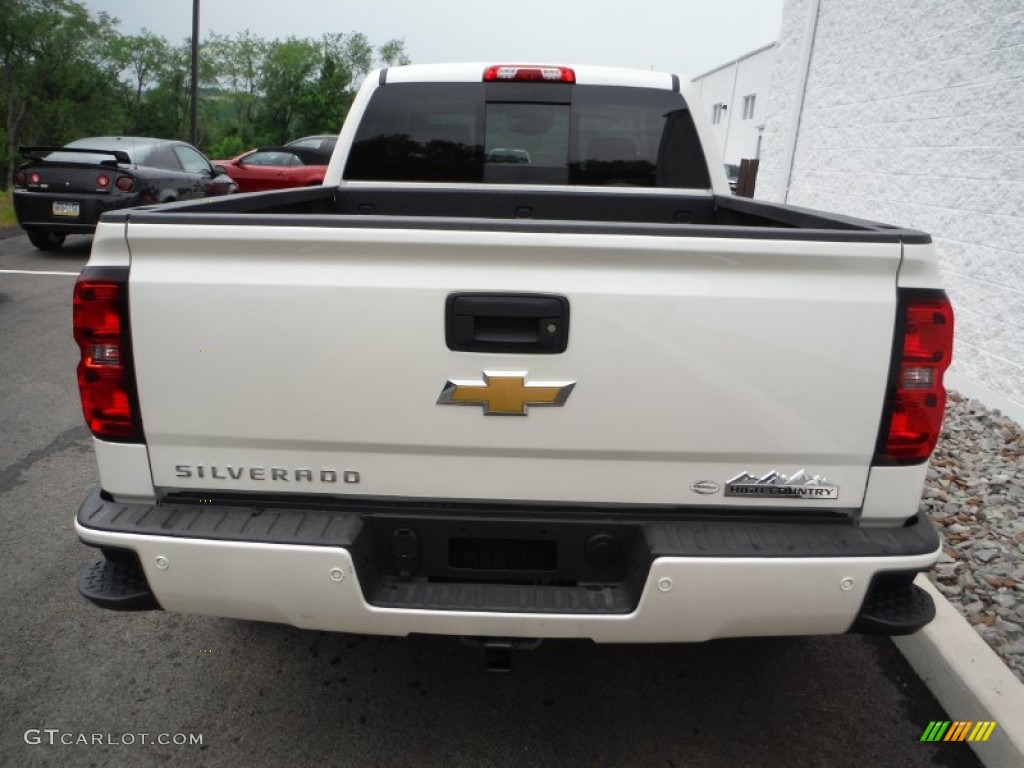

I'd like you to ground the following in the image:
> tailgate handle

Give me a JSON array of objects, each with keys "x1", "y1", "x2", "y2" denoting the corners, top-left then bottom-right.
[{"x1": 446, "y1": 293, "x2": 569, "y2": 354}]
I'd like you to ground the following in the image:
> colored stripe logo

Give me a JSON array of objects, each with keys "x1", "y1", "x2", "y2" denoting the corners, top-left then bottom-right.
[{"x1": 920, "y1": 721, "x2": 997, "y2": 742}]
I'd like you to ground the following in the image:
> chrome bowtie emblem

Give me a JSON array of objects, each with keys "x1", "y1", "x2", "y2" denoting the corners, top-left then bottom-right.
[
  {"x1": 725, "y1": 470, "x2": 839, "y2": 499},
  {"x1": 437, "y1": 371, "x2": 575, "y2": 416}
]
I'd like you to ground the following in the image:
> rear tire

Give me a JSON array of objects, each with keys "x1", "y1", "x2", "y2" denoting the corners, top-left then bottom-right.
[{"x1": 27, "y1": 231, "x2": 66, "y2": 251}]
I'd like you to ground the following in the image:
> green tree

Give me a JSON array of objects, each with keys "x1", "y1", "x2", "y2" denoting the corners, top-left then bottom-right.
[
  {"x1": 132, "y1": 43, "x2": 190, "y2": 140},
  {"x1": 289, "y1": 34, "x2": 354, "y2": 139},
  {"x1": 255, "y1": 37, "x2": 320, "y2": 143},
  {"x1": 208, "y1": 30, "x2": 266, "y2": 145},
  {"x1": 105, "y1": 30, "x2": 170, "y2": 127},
  {"x1": 256, "y1": 33, "x2": 409, "y2": 142},
  {"x1": 1, "y1": 0, "x2": 126, "y2": 184},
  {"x1": 339, "y1": 32, "x2": 373, "y2": 76},
  {"x1": 378, "y1": 39, "x2": 411, "y2": 67}
]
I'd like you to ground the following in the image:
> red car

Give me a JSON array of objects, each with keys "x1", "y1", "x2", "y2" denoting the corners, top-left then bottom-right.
[{"x1": 212, "y1": 146, "x2": 328, "y2": 193}]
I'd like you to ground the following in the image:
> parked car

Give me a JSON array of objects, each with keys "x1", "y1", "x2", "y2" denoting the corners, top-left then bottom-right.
[
  {"x1": 284, "y1": 135, "x2": 337, "y2": 163},
  {"x1": 12, "y1": 136, "x2": 237, "y2": 251},
  {"x1": 211, "y1": 147, "x2": 329, "y2": 193}
]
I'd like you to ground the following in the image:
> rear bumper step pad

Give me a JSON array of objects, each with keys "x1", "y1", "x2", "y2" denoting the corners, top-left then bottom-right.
[
  {"x1": 79, "y1": 556, "x2": 160, "y2": 611},
  {"x1": 849, "y1": 579, "x2": 936, "y2": 635},
  {"x1": 77, "y1": 487, "x2": 938, "y2": 557}
]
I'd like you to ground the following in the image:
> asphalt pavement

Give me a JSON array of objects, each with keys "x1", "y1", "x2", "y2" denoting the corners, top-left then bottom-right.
[{"x1": 0, "y1": 231, "x2": 982, "y2": 768}]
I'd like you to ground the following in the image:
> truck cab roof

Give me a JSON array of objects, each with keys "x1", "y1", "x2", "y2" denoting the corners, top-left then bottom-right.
[{"x1": 379, "y1": 62, "x2": 683, "y2": 91}]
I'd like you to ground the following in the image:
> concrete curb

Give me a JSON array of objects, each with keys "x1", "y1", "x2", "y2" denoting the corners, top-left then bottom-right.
[{"x1": 893, "y1": 574, "x2": 1024, "y2": 768}]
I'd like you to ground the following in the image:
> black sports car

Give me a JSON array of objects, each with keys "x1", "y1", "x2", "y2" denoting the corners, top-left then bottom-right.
[
  {"x1": 284, "y1": 134, "x2": 337, "y2": 163},
  {"x1": 12, "y1": 136, "x2": 237, "y2": 250}
]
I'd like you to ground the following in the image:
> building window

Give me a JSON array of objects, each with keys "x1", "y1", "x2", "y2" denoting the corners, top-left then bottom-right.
[
  {"x1": 712, "y1": 103, "x2": 725, "y2": 124},
  {"x1": 742, "y1": 94, "x2": 756, "y2": 120}
]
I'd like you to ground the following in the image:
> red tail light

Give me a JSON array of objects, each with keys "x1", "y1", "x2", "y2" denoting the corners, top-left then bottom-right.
[
  {"x1": 73, "y1": 268, "x2": 142, "y2": 442},
  {"x1": 29, "y1": 172, "x2": 41, "y2": 185},
  {"x1": 484, "y1": 65, "x2": 576, "y2": 83},
  {"x1": 14, "y1": 171, "x2": 26, "y2": 187},
  {"x1": 96, "y1": 174, "x2": 111, "y2": 191},
  {"x1": 115, "y1": 175, "x2": 135, "y2": 192},
  {"x1": 876, "y1": 291, "x2": 954, "y2": 464}
]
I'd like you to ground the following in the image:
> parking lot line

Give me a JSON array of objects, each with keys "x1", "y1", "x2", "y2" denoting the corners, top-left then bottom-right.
[{"x1": 0, "y1": 269, "x2": 80, "y2": 276}]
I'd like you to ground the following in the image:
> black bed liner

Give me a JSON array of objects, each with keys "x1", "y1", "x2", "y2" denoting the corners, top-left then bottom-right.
[{"x1": 109, "y1": 185, "x2": 931, "y2": 244}]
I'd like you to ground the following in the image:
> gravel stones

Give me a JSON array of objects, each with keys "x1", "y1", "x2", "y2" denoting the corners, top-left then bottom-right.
[
  {"x1": 921, "y1": 391, "x2": 1024, "y2": 681},
  {"x1": 973, "y1": 549, "x2": 1000, "y2": 564}
]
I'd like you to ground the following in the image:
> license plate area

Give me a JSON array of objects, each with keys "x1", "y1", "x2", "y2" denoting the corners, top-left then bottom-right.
[
  {"x1": 365, "y1": 515, "x2": 646, "y2": 586},
  {"x1": 52, "y1": 201, "x2": 80, "y2": 217},
  {"x1": 359, "y1": 515, "x2": 651, "y2": 614},
  {"x1": 450, "y1": 537, "x2": 557, "y2": 572}
]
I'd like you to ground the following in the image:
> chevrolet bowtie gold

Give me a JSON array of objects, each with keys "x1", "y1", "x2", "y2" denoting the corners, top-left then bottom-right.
[{"x1": 437, "y1": 372, "x2": 575, "y2": 416}]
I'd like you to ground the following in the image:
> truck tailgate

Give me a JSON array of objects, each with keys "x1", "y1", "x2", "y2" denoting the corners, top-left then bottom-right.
[{"x1": 126, "y1": 222, "x2": 901, "y2": 509}]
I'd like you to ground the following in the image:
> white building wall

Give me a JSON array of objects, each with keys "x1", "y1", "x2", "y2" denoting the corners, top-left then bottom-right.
[
  {"x1": 757, "y1": 0, "x2": 1024, "y2": 423},
  {"x1": 692, "y1": 44, "x2": 777, "y2": 166}
]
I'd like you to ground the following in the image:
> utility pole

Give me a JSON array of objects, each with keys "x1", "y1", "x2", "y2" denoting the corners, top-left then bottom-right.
[{"x1": 189, "y1": 0, "x2": 200, "y2": 145}]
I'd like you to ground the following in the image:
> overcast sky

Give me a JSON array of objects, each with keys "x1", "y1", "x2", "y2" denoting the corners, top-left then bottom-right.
[{"x1": 81, "y1": 0, "x2": 786, "y2": 79}]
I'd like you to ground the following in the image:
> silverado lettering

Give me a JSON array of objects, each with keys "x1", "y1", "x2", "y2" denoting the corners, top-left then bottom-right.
[{"x1": 173, "y1": 465, "x2": 352, "y2": 483}]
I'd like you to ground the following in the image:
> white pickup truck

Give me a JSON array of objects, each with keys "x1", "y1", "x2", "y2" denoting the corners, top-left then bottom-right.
[{"x1": 73, "y1": 63, "x2": 953, "y2": 658}]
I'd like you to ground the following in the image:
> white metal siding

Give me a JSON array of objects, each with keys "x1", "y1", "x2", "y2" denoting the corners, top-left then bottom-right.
[{"x1": 757, "y1": 0, "x2": 1024, "y2": 422}]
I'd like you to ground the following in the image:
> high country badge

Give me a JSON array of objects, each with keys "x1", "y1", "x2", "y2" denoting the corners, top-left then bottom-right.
[{"x1": 725, "y1": 470, "x2": 839, "y2": 499}]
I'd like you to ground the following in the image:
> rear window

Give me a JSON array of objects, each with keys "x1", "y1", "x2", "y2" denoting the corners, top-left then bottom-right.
[
  {"x1": 345, "y1": 83, "x2": 710, "y2": 188},
  {"x1": 246, "y1": 151, "x2": 304, "y2": 167},
  {"x1": 45, "y1": 138, "x2": 158, "y2": 166}
]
